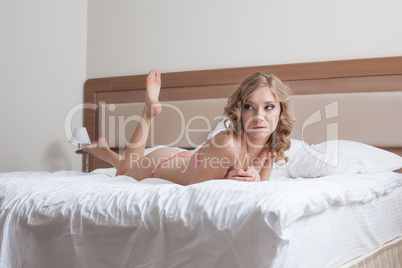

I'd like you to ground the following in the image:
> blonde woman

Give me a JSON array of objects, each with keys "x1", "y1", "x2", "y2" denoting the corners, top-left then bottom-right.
[{"x1": 84, "y1": 69, "x2": 295, "y2": 185}]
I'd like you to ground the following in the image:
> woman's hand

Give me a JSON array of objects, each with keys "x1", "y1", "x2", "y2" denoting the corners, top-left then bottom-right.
[{"x1": 228, "y1": 166, "x2": 261, "y2": 182}]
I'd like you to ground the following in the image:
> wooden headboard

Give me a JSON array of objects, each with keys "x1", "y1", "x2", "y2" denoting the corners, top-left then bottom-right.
[{"x1": 84, "y1": 57, "x2": 402, "y2": 172}]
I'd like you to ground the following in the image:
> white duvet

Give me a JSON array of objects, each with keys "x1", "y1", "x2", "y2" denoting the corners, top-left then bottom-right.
[{"x1": 0, "y1": 169, "x2": 401, "y2": 268}]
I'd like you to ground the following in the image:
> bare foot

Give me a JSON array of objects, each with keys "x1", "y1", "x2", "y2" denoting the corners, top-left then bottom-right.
[
  {"x1": 145, "y1": 69, "x2": 162, "y2": 117},
  {"x1": 82, "y1": 138, "x2": 122, "y2": 169},
  {"x1": 82, "y1": 137, "x2": 110, "y2": 159}
]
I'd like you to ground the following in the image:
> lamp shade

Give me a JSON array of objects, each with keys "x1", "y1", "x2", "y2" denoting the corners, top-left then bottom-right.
[{"x1": 70, "y1": 127, "x2": 91, "y2": 146}]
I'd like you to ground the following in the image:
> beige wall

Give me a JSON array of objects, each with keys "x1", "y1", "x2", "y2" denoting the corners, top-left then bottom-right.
[
  {"x1": 0, "y1": 1, "x2": 87, "y2": 172},
  {"x1": 87, "y1": 0, "x2": 402, "y2": 78}
]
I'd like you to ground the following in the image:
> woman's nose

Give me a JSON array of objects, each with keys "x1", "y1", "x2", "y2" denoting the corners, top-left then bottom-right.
[
  {"x1": 256, "y1": 107, "x2": 265, "y2": 117},
  {"x1": 253, "y1": 114, "x2": 264, "y2": 122}
]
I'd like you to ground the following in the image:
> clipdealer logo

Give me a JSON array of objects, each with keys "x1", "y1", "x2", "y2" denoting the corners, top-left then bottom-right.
[{"x1": 301, "y1": 101, "x2": 339, "y2": 167}]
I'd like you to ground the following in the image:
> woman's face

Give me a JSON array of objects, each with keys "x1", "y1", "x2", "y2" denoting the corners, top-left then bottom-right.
[{"x1": 241, "y1": 86, "x2": 281, "y2": 144}]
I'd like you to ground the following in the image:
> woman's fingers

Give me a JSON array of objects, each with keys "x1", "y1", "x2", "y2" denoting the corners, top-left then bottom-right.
[
  {"x1": 231, "y1": 175, "x2": 252, "y2": 181},
  {"x1": 233, "y1": 176, "x2": 254, "y2": 181},
  {"x1": 232, "y1": 169, "x2": 251, "y2": 177},
  {"x1": 246, "y1": 166, "x2": 258, "y2": 174},
  {"x1": 229, "y1": 167, "x2": 260, "y2": 182},
  {"x1": 229, "y1": 169, "x2": 253, "y2": 181}
]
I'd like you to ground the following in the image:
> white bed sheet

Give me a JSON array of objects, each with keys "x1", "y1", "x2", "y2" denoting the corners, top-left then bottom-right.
[{"x1": 0, "y1": 169, "x2": 401, "y2": 268}]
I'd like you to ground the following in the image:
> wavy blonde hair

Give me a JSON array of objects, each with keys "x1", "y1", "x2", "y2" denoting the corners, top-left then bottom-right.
[{"x1": 223, "y1": 72, "x2": 295, "y2": 164}]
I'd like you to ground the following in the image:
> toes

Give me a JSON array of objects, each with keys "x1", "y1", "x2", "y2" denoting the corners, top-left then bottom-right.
[
  {"x1": 147, "y1": 69, "x2": 160, "y2": 79},
  {"x1": 147, "y1": 69, "x2": 157, "y2": 78},
  {"x1": 156, "y1": 70, "x2": 161, "y2": 82}
]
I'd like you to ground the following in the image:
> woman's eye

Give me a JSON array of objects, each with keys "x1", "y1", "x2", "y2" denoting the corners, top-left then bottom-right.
[
  {"x1": 265, "y1": 105, "x2": 275, "y2": 110},
  {"x1": 244, "y1": 104, "x2": 253, "y2": 110}
]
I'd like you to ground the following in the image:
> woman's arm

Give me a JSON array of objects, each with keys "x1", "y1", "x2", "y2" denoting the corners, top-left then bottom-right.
[{"x1": 189, "y1": 134, "x2": 241, "y2": 184}]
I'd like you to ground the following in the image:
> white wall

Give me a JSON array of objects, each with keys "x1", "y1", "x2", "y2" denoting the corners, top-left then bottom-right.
[
  {"x1": 87, "y1": 0, "x2": 402, "y2": 78},
  {"x1": 0, "y1": 1, "x2": 87, "y2": 172}
]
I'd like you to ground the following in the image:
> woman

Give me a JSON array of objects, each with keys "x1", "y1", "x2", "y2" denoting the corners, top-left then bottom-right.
[{"x1": 84, "y1": 69, "x2": 294, "y2": 185}]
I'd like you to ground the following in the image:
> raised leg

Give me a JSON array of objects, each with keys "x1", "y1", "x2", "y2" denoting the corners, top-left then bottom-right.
[{"x1": 116, "y1": 69, "x2": 162, "y2": 175}]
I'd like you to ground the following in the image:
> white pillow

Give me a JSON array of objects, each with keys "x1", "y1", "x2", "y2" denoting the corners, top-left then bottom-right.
[
  {"x1": 287, "y1": 140, "x2": 402, "y2": 178},
  {"x1": 274, "y1": 139, "x2": 305, "y2": 169}
]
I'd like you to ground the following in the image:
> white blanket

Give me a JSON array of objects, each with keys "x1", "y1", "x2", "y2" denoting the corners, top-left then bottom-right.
[{"x1": 0, "y1": 170, "x2": 401, "y2": 268}]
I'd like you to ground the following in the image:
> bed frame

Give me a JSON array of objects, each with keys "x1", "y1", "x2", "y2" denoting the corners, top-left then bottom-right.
[
  {"x1": 83, "y1": 56, "x2": 402, "y2": 267},
  {"x1": 84, "y1": 56, "x2": 402, "y2": 172}
]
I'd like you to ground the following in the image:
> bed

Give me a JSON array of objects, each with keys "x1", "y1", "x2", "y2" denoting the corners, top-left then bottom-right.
[{"x1": 1, "y1": 57, "x2": 402, "y2": 267}]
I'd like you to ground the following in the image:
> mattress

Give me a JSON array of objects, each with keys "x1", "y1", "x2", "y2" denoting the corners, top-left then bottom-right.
[
  {"x1": 0, "y1": 168, "x2": 401, "y2": 268},
  {"x1": 272, "y1": 181, "x2": 402, "y2": 267}
]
